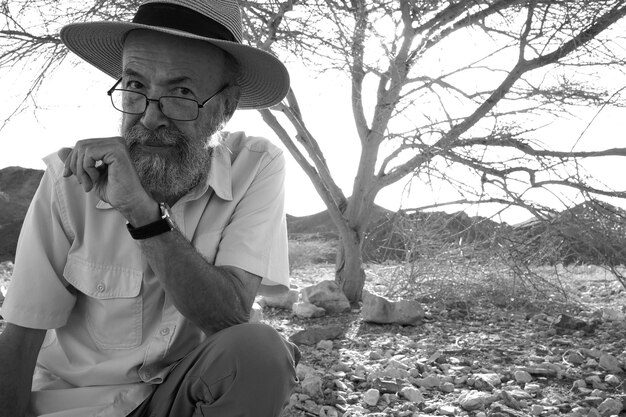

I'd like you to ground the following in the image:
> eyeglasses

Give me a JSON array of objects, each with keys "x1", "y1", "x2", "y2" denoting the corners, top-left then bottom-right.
[{"x1": 107, "y1": 78, "x2": 228, "y2": 121}]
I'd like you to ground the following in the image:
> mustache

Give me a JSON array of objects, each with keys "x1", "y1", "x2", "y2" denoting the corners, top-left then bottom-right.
[{"x1": 125, "y1": 125, "x2": 188, "y2": 148}]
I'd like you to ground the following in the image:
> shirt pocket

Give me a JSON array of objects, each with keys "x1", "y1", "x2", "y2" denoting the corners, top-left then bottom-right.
[{"x1": 63, "y1": 255, "x2": 143, "y2": 350}]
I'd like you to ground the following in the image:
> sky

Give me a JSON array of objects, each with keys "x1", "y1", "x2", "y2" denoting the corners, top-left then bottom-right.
[{"x1": 1, "y1": 23, "x2": 626, "y2": 225}]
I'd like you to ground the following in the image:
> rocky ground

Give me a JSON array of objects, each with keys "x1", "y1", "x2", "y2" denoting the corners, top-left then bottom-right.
[
  {"x1": 268, "y1": 265, "x2": 626, "y2": 417},
  {"x1": 1, "y1": 261, "x2": 626, "y2": 416}
]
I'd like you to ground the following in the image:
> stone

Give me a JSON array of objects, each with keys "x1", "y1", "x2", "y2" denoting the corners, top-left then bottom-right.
[
  {"x1": 319, "y1": 406, "x2": 340, "y2": 417},
  {"x1": 371, "y1": 378, "x2": 400, "y2": 394},
  {"x1": 475, "y1": 373, "x2": 501, "y2": 390},
  {"x1": 524, "y1": 383, "x2": 542, "y2": 394},
  {"x1": 602, "y1": 308, "x2": 626, "y2": 321},
  {"x1": 317, "y1": 340, "x2": 334, "y2": 351},
  {"x1": 249, "y1": 302, "x2": 264, "y2": 323},
  {"x1": 361, "y1": 291, "x2": 424, "y2": 326},
  {"x1": 597, "y1": 398, "x2": 623, "y2": 416},
  {"x1": 290, "y1": 325, "x2": 344, "y2": 345},
  {"x1": 530, "y1": 404, "x2": 544, "y2": 415},
  {"x1": 599, "y1": 353, "x2": 623, "y2": 373},
  {"x1": 438, "y1": 405, "x2": 456, "y2": 416},
  {"x1": 440, "y1": 382, "x2": 455, "y2": 393},
  {"x1": 301, "y1": 280, "x2": 351, "y2": 314},
  {"x1": 605, "y1": 374, "x2": 621, "y2": 386},
  {"x1": 555, "y1": 313, "x2": 588, "y2": 330},
  {"x1": 363, "y1": 388, "x2": 380, "y2": 406},
  {"x1": 414, "y1": 375, "x2": 440, "y2": 389},
  {"x1": 260, "y1": 288, "x2": 299, "y2": 309},
  {"x1": 293, "y1": 301, "x2": 326, "y2": 318},
  {"x1": 296, "y1": 364, "x2": 318, "y2": 381},
  {"x1": 399, "y1": 386, "x2": 424, "y2": 404},
  {"x1": 514, "y1": 370, "x2": 532, "y2": 383},
  {"x1": 458, "y1": 390, "x2": 497, "y2": 411},
  {"x1": 567, "y1": 351, "x2": 585, "y2": 365},
  {"x1": 300, "y1": 374, "x2": 324, "y2": 398}
]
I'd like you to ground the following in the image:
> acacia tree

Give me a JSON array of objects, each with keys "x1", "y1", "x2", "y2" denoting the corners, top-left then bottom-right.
[{"x1": 3, "y1": 0, "x2": 626, "y2": 304}]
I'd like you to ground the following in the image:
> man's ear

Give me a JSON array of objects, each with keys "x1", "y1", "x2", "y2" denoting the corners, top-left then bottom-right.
[{"x1": 222, "y1": 85, "x2": 241, "y2": 122}]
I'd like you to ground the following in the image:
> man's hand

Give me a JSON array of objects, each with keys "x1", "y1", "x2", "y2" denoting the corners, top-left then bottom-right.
[{"x1": 58, "y1": 137, "x2": 158, "y2": 225}]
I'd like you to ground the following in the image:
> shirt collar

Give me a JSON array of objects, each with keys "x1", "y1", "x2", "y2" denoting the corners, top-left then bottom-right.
[{"x1": 96, "y1": 143, "x2": 233, "y2": 210}]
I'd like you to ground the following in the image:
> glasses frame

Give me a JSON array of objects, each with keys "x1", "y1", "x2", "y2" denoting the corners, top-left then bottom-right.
[{"x1": 106, "y1": 77, "x2": 228, "y2": 121}]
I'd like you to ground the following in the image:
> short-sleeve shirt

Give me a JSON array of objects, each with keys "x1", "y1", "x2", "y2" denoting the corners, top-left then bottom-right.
[{"x1": 1, "y1": 132, "x2": 289, "y2": 417}]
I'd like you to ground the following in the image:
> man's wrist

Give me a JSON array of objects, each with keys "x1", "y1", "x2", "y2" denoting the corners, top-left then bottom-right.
[{"x1": 123, "y1": 199, "x2": 161, "y2": 228}]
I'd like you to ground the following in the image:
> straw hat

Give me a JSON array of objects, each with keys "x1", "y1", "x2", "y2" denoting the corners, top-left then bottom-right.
[{"x1": 60, "y1": 0, "x2": 289, "y2": 110}]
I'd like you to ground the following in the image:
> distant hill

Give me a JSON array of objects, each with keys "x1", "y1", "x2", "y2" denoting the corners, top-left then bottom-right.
[
  {"x1": 0, "y1": 167, "x2": 44, "y2": 262},
  {"x1": 2, "y1": 166, "x2": 625, "y2": 266}
]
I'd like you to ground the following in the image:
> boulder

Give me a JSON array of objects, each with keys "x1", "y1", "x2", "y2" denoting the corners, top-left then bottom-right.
[
  {"x1": 301, "y1": 280, "x2": 351, "y2": 314},
  {"x1": 292, "y1": 301, "x2": 326, "y2": 319},
  {"x1": 599, "y1": 353, "x2": 623, "y2": 373},
  {"x1": 361, "y1": 291, "x2": 424, "y2": 326},
  {"x1": 260, "y1": 288, "x2": 299, "y2": 310}
]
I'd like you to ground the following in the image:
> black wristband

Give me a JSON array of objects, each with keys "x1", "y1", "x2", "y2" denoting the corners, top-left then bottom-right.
[{"x1": 126, "y1": 203, "x2": 175, "y2": 240}]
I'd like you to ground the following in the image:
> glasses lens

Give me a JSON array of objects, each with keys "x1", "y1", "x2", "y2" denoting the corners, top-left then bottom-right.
[
  {"x1": 160, "y1": 97, "x2": 198, "y2": 121},
  {"x1": 110, "y1": 90, "x2": 146, "y2": 114}
]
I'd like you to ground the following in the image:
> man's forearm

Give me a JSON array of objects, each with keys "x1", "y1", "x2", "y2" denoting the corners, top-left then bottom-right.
[
  {"x1": 139, "y1": 229, "x2": 260, "y2": 336},
  {"x1": 0, "y1": 324, "x2": 46, "y2": 417}
]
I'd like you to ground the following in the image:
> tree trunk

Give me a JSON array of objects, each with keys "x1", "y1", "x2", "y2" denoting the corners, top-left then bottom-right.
[{"x1": 335, "y1": 229, "x2": 366, "y2": 306}]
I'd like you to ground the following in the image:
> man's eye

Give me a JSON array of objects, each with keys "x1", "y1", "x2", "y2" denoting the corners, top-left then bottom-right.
[
  {"x1": 176, "y1": 87, "x2": 193, "y2": 96},
  {"x1": 125, "y1": 80, "x2": 144, "y2": 90}
]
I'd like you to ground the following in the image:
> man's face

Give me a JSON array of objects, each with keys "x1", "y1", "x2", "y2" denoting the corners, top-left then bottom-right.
[{"x1": 120, "y1": 30, "x2": 230, "y2": 200}]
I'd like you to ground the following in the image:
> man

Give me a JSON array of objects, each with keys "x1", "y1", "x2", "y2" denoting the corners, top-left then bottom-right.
[{"x1": 0, "y1": 0, "x2": 299, "y2": 416}]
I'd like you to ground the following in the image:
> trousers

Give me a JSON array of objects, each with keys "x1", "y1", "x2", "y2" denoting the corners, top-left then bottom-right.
[{"x1": 128, "y1": 323, "x2": 300, "y2": 417}]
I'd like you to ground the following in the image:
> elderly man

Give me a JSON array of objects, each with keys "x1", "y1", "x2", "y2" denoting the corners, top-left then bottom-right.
[{"x1": 0, "y1": 0, "x2": 299, "y2": 416}]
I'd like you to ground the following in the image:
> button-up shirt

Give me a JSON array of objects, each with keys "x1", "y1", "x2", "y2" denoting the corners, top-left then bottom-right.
[{"x1": 1, "y1": 132, "x2": 289, "y2": 417}]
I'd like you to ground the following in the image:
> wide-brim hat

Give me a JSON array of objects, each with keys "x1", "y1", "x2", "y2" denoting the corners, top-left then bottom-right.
[{"x1": 60, "y1": 0, "x2": 289, "y2": 110}]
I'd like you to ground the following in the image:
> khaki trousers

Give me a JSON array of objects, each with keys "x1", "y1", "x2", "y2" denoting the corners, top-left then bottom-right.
[{"x1": 128, "y1": 323, "x2": 300, "y2": 417}]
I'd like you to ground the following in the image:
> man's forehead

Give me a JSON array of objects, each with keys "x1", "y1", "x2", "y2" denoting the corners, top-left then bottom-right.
[{"x1": 122, "y1": 30, "x2": 227, "y2": 76}]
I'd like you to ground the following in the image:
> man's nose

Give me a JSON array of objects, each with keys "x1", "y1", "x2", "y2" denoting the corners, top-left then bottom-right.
[{"x1": 140, "y1": 98, "x2": 170, "y2": 131}]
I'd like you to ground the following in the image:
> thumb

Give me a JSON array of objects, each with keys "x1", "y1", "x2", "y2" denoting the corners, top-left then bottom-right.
[{"x1": 57, "y1": 147, "x2": 73, "y2": 163}]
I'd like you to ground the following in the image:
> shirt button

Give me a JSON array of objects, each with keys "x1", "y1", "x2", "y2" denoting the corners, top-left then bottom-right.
[
  {"x1": 160, "y1": 327, "x2": 170, "y2": 336},
  {"x1": 96, "y1": 282, "x2": 105, "y2": 292}
]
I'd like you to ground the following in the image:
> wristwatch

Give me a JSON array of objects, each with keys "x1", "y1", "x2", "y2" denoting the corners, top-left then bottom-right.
[{"x1": 126, "y1": 202, "x2": 176, "y2": 240}]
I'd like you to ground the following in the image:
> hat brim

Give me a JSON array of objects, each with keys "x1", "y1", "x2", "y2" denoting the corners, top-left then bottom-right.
[{"x1": 60, "y1": 21, "x2": 290, "y2": 110}]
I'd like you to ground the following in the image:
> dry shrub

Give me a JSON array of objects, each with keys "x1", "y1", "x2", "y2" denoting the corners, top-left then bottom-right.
[{"x1": 365, "y1": 211, "x2": 574, "y2": 310}]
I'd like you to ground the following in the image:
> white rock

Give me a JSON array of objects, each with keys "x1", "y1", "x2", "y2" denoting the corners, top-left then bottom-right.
[
  {"x1": 599, "y1": 353, "x2": 623, "y2": 373},
  {"x1": 530, "y1": 404, "x2": 544, "y2": 415},
  {"x1": 301, "y1": 280, "x2": 351, "y2": 314},
  {"x1": 293, "y1": 301, "x2": 326, "y2": 318},
  {"x1": 399, "y1": 386, "x2": 424, "y2": 403},
  {"x1": 296, "y1": 364, "x2": 318, "y2": 381},
  {"x1": 300, "y1": 375, "x2": 323, "y2": 398},
  {"x1": 605, "y1": 374, "x2": 621, "y2": 386},
  {"x1": 514, "y1": 370, "x2": 533, "y2": 383},
  {"x1": 316, "y1": 340, "x2": 333, "y2": 351},
  {"x1": 598, "y1": 398, "x2": 623, "y2": 416},
  {"x1": 319, "y1": 405, "x2": 339, "y2": 417},
  {"x1": 361, "y1": 290, "x2": 424, "y2": 326},
  {"x1": 439, "y1": 405, "x2": 456, "y2": 416},
  {"x1": 363, "y1": 388, "x2": 380, "y2": 406},
  {"x1": 261, "y1": 289, "x2": 300, "y2": 309},
  {"x1": 458, "y1": 390, "x2": 497, "y2": 411}
]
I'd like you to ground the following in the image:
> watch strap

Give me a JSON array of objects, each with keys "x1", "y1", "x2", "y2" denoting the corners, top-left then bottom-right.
[{"x1": 127, "y1": 203, "x2": 175, "y2": 240}]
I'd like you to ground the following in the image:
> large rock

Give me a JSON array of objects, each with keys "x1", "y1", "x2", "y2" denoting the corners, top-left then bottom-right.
[
  {"x1": 259, "y1": 288, "x2": 299, "y2": 310},
  {"x1": 289, "y1": 325, "x2": 344, "y2": 346},
  {"x1": 361, "y1": 291, "x2": 424, "y2": 326},
  {"x1": 301, "y1": 280, "x2": 351, "y2": 314}
]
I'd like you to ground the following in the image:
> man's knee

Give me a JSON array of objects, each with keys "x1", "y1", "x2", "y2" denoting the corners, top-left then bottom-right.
[{"x1": 211, "y1": 323, "x2": 299, "y2": 370}]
